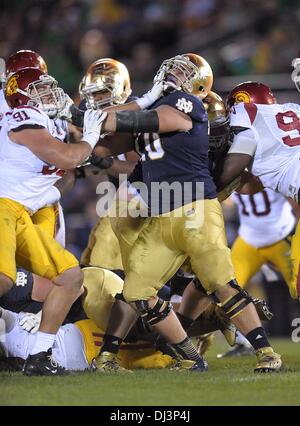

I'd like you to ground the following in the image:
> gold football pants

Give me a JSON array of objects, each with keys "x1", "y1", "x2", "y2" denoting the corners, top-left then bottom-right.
[
  {"x1": 0, "y1": 198, "x2": 78, "y2": 282},
  {"x1": 81, "y1": 216, "x2": 123, "y2": 270},
  {"x1": 231, "y1": 235, "x2": 294, "y2": 298},
  {"x1": 122, "y1": 198, "x2": 235, "y2": 302},
  {"x1": 290, "y1": 220, "x2": 300, "y2": 299}
]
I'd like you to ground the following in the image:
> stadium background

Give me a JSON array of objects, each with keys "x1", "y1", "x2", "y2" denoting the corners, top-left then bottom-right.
[{"x1": 1, "y1": 0, "x2": 299, "y2": 336}]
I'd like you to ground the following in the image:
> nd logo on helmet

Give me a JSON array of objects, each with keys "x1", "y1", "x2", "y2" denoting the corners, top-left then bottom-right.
[
  {"x1": 233, "y1": 90, "x2": 251, "y2": 104},
  {"x1": 6, "y1": 75, "x2": 19, "y2": 96}
]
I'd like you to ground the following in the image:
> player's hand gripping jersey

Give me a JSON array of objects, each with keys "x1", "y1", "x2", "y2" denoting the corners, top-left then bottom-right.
[
  {"x1": 229, "y1": 102, "x2": 300, "y2": 202},
  {"x1": 0, "y1": 105, "x2": 67, "y2": 212}
]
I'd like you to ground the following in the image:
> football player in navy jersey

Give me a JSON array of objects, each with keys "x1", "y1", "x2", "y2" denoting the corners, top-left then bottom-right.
[
  {"x1": 77, "y1": 58, "x2": 140, "y2": 275},
  {"x1": 94, "y1": 53, "x2": 282, "y2": 373}
]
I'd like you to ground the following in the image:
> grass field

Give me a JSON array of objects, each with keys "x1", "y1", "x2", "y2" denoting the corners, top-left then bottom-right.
[{"x1": 1, "y1": 339, "x2": 300, "y2": 406}]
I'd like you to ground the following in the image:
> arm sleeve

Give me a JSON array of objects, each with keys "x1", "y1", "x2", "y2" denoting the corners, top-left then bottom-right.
[{"x1": 229, "y1": 128, "x2": 257, "y2": 156}]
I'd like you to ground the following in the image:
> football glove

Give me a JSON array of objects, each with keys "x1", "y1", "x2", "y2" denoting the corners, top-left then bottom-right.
[
  {"x1": 135, "y1": 80, "x2": 164, "y2": 110},
  {"x1": 82, "y1": 109, "x2": 107, "y2": 149},
  {"x1": 19, "y1": 311, "x2": 42, "y2": 334}
]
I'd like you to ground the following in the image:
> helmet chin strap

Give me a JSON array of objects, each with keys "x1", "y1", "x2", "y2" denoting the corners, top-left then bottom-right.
[{"x1": 162, "y1": 81, "x2": 178, "y2": 95}]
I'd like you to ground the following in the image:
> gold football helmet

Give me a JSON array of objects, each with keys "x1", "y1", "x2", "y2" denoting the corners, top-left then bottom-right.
[
  {"x1": 154, "y1": 53, "x2": 213, "y2": 99},
  {"x1": 203, "y1": 91, "x2": 230, "y2": 151},
  {"x1": 79, "y1": 58, "x2": 132, "y2": 108},
  {"x1": 204, "y1": 91, "x2": 226, "y2": 123}
]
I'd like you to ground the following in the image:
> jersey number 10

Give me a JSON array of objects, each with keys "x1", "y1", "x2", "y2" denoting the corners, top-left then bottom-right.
[{"x1": 136, "y1": 133, "x2": 165, "y2": 160}]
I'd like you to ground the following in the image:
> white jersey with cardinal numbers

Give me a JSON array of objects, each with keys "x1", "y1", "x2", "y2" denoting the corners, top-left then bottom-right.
[
  {"x1": 0, "y1": 105, "x2": 68, "y2": 212},
  {"x1": 0, "y1": 310, "x2": 90, "y2": 371},
  {"x1": 229, "y1": 102, "x2": 300, "y2": 202},
  {"x1": 232, "y1": 188, "x2": 296, "y2": 248}
]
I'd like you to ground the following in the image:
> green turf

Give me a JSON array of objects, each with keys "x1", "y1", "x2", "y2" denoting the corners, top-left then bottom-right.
[{"x1": 1, "y1": 339, "x2": 300, "y2": 406}]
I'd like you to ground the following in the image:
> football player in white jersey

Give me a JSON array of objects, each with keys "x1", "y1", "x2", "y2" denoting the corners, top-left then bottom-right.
[
  {"x1": 214, "y1": 81, "x2": 300, "y2": 303},
  {"x1": 0, "y1": 66, "x2": 105, "y2": 375},
  {"x1": 232, "y1": 189, "x2": 296, "y2": 295},
  {"x1": 0, "y1": 50, "x2": 70, "y2": 244},
  {"x1": 219, "y1": 188, "x2": 296, "y2": 357}
]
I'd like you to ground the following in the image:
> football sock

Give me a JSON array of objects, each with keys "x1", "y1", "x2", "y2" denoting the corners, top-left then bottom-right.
[
  {"x1": 30, "y1": 331, "x2": 55, "y2": 355},
  {"x1": 170, "y1": 336, "x2": 203, "y2": 362},
  {"x1": 235, "y1": 330, "x2": 252, "y2": 347},
  {"x1": 100, "y1": 334, "x2": 123, "y2": 355},
  {"x1": 245, "y1": 327, "x2": 270, "y2": 350}
]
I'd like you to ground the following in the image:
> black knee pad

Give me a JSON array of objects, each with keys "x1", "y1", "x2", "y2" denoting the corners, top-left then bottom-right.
[{"x1": 134, "y1": 298, "x2": 172, "y2": 326}]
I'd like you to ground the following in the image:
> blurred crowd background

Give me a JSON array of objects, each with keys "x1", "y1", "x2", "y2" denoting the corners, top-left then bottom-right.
[{"x1": 1, "y1": 0, "x2": 300, "y2": 335}]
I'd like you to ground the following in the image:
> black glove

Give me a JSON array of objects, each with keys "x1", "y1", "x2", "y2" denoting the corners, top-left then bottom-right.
[{"x1": 90, "y1": 154, "x2": 114, "y2": 170}]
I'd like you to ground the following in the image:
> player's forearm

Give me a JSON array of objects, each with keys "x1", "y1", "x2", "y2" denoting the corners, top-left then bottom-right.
[
  {"x1": 217, "y1": 176, "x2": 242, "y2": 202},
  {"x1": 54, "y1": 170, "x2": 76, "y2": 195},
  {"x1": 10, "y1": 128, "x2": 93, "y2": 170},
  {"x1": 101, "y1": 107, "x2": 190, "y2": 135},
  {"x1": 94, "y1": 133, "x2": 134, "y2": 157},
  {"x1": 106, "y1": 159, "x2": 137, "y2": 178},
  {"x1": 51, "y1": 141, "x2": 92, "y2": 170},
  {"x1": 216, "y1": 153, "x2": 252, "y2": 190},
  {"x1": 103, "y1": 101, "x2": 141, "y2": 113}
]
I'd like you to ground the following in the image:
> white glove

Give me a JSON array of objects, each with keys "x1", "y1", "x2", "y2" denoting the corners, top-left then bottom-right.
[
  {"x1": 19, "y1": 311, "x2": 42, "y2": 334},
  {"x1": 135, "y1": 80, "x2": 164, "y2": 110},
  {"x1": 57, "y1": 94, "x2": 74, "y2": 121},
  {"x1": 82, "y1": 109, "x2": 108, "y2": 149}
]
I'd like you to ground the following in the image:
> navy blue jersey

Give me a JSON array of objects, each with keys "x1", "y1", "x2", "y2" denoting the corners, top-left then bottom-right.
[
  {"x1": 128, "y1": 159, "x2": 143, "y2": 184},
  {"x1": 135, "y1": 91, "x2": 216, "y2": 214},
  {"x1": 0, "y1": 269, "x2": 42, "y2": 313}
]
